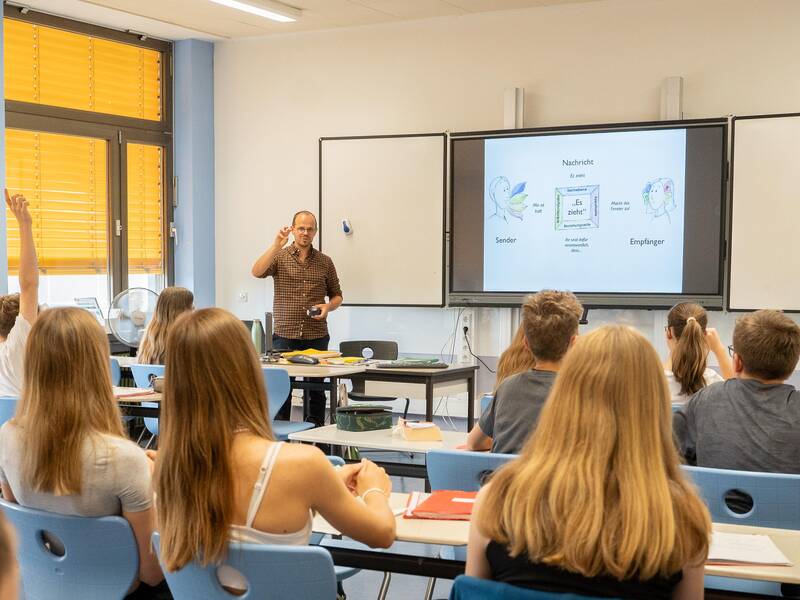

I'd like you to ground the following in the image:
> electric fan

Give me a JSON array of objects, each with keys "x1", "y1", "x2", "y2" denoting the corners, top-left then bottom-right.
[{"x1": 107, "y1": 287, "x2": 159, "y2": 347}]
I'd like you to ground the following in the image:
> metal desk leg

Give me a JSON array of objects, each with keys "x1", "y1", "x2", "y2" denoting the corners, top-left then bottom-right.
[
  {"x1": 328, "y1": 376, "x2": 339, "y2": 424},
  {"x1": 467, "y1": 372, "x2": 475, "y2": 430},
  {"x1": 425, "y1": 378, "x2": 434, "y2": 422}
]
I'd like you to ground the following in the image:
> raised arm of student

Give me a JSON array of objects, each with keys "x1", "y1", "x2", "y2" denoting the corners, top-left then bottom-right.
[
  {"x1": 251, "y1": 226, "x2": 291, "y2": 278},
  {"x1": 5, "y1": 191, "x2": 38, "y2": 325},
  {"x1": 465, "y1": 485, "x2": 492, "y2": 579},
  {"x1": 306, "y1": 451, "x2": 395, "y2": 548},
  {"x1": 705, "y1": 328, "x2": 733, "y2": 379}
]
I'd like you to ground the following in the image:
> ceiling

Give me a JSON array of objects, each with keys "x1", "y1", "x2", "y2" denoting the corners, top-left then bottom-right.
[{"x1": 12, "y1": 0, "x2": 606, "y2": 41}]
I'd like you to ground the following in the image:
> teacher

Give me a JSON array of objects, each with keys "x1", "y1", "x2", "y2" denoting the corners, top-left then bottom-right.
[{"x1": 251, "y1": 210, "x2": 343, "y2": 426}]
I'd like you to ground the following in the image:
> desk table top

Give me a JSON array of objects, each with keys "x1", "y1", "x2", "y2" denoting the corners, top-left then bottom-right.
[{"x1": 289, "y1": 424, "x2": 466, "y2": 452}]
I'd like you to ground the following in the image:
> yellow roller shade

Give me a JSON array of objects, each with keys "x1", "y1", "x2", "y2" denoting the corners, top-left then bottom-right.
[
  {"x1": 6, "y1": 129, "x2": 109, "y2": 275},
  {"x1": 4, "y1": 18, "x2": 162, "y2": 121},
  {"x1": 127, "y1": 144, "x2": 164, "y2": 274}
]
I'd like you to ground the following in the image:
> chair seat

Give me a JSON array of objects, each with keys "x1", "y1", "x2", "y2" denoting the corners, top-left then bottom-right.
[
  {"x1": 272, "y1": 420, "x2": 315, "y2": 441},
  {"x1": 335, "y1": 566, "x2": 359, "y2": 581}
]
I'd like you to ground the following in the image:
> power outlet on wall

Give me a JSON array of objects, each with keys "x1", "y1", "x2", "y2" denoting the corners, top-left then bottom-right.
[{"x1": 459, "y1": 309, "x2": 474, "y2": 364}]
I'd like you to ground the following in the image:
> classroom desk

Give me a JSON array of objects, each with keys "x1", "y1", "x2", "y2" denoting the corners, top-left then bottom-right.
[
  {"x1": 348, "y1": 363, "x2": 478, "y2": 429},
  {"x1": 289, "y1": 425, "x2": 467, "y2": 480},
  {"x1": 314, "y1": 493, "x2": 800, "y2": 595},
  {"x1": 115, "y1": 388, "x2": 161, "y2": 419}
]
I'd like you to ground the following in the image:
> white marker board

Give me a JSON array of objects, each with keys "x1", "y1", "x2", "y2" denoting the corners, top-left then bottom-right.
[
  {"x1": 729, "y1": 114, "x2": 800, "y2": 311},
  {"x1": 319, "y1": 134, "x2": 446, "y2": 306}
]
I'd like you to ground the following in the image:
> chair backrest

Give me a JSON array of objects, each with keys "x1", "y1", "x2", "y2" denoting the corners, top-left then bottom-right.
[
  {"x1": 339, "y1": 340, "x2": 398, "y2": 361},
  {"x1": 130, "y1": 364, "x2": 165, "y2": 389},
  {"x1": 110, "y1": 358, "x2": 122, "y2": 386},
  {"x1": 427, "y1": 450, "x2": 516, "y2": 491},
  {"x1": 682, "y1": 465, "x2": 800, "y2": 528},
  {"x1": 152, "y1": 532, "x2": 337, "y2": 599},
  {"x1": 0, "y1": 397, "x2": 17, "y2": 429},
  {"x1": 262, "y1": 368, "x2": 291, "y2": 422},
  {"x1": 449, "y1": 575, "x2": 616, "y2": 600},
  {"x1": 1, "y1": 499, "x2": 138, "y2": 600},
  {"x1": 480, "y1": 394, "x2": 493, "y2": 415}
]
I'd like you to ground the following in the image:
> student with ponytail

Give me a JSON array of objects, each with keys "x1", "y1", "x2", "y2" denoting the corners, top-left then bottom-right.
[{"x1": 664, "y1": 303, "x2": 733, "y2": 404}]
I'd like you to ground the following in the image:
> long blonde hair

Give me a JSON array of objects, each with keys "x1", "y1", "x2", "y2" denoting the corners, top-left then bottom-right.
[
  {"x1": 155, "y1": 308, "x2": 274, "y2": 572},
  {"x1": 495, "y1": 326, "x2": 536, "y2": 390},
  {"x1": 479, "y1": 325, "x2": 710, "y2": 580},
  {"x1": 668, "y1": 302, "x2": 709, "y2": 396},
  {"x1": 137, "y1": 287, "x2": 193, "y2": 365},
  {"x1": 17, "y1": 307, "x2": 124, "y2": 495}
]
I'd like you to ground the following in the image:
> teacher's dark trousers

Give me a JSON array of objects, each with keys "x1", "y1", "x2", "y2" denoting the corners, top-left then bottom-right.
[{"x1": 272, "y1": 334, "x2": 330, "y2": 427}]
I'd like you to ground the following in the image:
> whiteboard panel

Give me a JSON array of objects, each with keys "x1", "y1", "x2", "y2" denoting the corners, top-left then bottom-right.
[
  {"x1": 320, "y1": 134, "x2": 445, "y2": 306},
  {"x1": 730, "y1": 114, "x2": 800, "y2": 311}
]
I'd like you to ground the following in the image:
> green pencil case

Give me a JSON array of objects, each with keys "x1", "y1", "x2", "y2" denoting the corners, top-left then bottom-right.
[{"x1": 335, "y1": 405, "x2": 393, "y2": 432}]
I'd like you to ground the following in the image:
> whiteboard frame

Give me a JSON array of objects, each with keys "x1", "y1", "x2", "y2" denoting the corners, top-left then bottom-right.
[
  {"x1": 318, "y1": 132, "x2": 447, "y2": 307},
  {"x1": 727, "y1": 112, "x2": 800, "y2": 312}
]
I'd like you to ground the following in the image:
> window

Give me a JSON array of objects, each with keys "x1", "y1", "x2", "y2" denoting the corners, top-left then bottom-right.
[{"x1": 3, "y1": 8, "x2": 172, "y2": 312}]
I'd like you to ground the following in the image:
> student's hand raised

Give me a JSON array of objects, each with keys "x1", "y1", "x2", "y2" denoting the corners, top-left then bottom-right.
[
  {"x1": 4, "y1": 190, "x2": 31, "y2": 227},
  {"x1": 355, "y1": 459, "x2": 391, "y2": 498},
  {"x1": 705, "y1": 327, "x2": 725, "y2": 350}
]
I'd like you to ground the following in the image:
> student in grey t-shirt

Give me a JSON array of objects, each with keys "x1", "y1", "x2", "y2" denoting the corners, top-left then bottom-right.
[
  {"x1": 673, "y1": 309, "x2": 800, "y2": 473},
  {"x1": 466, "y1": 290, "x2": 583, "y2": 455},
  {"x1": 478, "y1": 369, "x2": 557, "y2": 455}
]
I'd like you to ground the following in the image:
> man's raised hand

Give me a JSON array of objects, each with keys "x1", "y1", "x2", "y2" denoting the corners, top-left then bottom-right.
[{"x1": 273, "y1": 226, "x2": 291, "y2": 250}]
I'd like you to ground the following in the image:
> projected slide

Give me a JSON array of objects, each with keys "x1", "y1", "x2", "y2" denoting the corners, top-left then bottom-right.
[{"x1": 483, "y1": 129, "x2": 687, "y2": 293}]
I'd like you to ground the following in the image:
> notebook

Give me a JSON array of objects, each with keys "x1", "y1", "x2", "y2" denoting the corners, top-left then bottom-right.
[
  {"x1": 708, "y1": 531, "x2": 792, "y2": 566},
  {"x1": 404, "y1": 490, "x2": 477, "y2": 521}
]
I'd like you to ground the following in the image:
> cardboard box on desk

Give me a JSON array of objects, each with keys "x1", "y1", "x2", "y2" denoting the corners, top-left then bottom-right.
[{"x1": 400, "y1": 419, "x2": 443, "y2": 442}]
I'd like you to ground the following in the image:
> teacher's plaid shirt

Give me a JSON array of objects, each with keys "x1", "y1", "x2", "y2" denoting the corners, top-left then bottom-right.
[{"x1": 259, "y1": 244, "x2": 342, "y2": 339}]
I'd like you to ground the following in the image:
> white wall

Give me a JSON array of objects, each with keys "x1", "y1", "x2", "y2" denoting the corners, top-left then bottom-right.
[{"x1": 214, "y1": 0, "x2": 800, "y2": 407}]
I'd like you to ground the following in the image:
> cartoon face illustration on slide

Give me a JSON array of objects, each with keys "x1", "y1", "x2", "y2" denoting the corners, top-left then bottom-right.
[
  {"x1": 643, "y1": 178, "x2": 676, "y2": 223},
  {"x1": 489, "y1": 176, "x2": 528, "y2": 222}
]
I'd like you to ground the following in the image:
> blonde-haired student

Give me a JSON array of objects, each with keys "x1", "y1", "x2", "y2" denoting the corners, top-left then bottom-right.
[
  {"x1": 0, "y1": 308, "x2": 163, "y2": 593},
  {"x1": 467, "y1": 325, "x2": 710, "y2": 600},
  {"x1": 664, "y1": 302, "x2": 732, "y2": 404},
  {"x1": 0, "y1": 190, "x2": 39, "y2": 397},
  {"x1": 155, "y1": 308, "x2": 395, "y2": 586},
  {"x1": 137, "y1": 286, "x2": 194, "y2": 365}
]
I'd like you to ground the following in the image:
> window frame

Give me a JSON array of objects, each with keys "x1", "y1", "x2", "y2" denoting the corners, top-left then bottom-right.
[{"x1": 3, "y1": 6, "x2": 174, "y2": 299}]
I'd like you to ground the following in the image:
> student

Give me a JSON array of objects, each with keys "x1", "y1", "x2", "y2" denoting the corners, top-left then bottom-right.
[
  {"x1": 466, "y1": 326, "x2": 710, "y2": 600},
  {"x1": 0, "y1": 308, "x2": 163, "y2": 594},
  {"x1": 155, "y1": 308, "x2": 395, "y2": 582},
  {"x1": 494, "y1": 325, "x2": 537, "y2": 390},
  {"x1": 674, "y1": 309, "x2": 800, "y2": 472},
  {"x1": 0, "y1": 190, "x2": 39, "y2": 397},
  {"x1": 664, "y1": 302, "x2": 733, "y2": 404},
  {"x1": 466, "y1": 290, "x2": 582, "y2": 454},
  {"x1": 137, "y1": 286, "x2": 194, "y2": 365}
]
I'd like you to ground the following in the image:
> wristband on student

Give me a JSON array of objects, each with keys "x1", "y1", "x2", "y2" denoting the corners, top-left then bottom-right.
[{"x1": 360, "y1": 487, "x2": 387, "y2": 501}]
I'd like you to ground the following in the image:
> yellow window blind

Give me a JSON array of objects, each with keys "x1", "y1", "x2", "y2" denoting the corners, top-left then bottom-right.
[
  {"x1": 6, "y1": 129, "x2": 109, "y2": 275},
  {"x1": 127, "y1": 144, "x2": 164, "y2": 274},
  {"x1": 4, "y1": 18, "x2": 162, "y2": 121}
]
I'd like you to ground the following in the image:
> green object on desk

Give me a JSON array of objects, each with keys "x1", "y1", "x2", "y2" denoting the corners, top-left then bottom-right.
[{"x1": 336, "y1": 405, "x2": 393, "y2": 432}]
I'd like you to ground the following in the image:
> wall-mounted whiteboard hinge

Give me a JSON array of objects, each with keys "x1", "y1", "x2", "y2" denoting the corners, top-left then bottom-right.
[
  {"x1": 169, "y1": 222, "x2": 178, "y2": 244},
  {"x1": 115, "y1": 219, "x2": 122, "y2": 237},
  {"x1": 172, "y1": 176, "x2": 178, "y2": 207}
]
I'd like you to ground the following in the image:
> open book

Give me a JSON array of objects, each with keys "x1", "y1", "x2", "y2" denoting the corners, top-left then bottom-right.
[{"x1": 708, "y1": 531, "x2": 792, "y2": 566}]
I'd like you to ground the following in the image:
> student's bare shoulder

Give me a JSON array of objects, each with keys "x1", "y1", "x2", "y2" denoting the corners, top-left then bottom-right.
[{"x1": 276, "y1": 442, "x2": 329, "y2": 468}]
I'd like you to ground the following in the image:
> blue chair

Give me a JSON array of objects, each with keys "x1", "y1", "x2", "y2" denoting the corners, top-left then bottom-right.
[
  {"x1": 0, "y1": 499, "x2": 138, "y2": 600},
  {"x1": 425, "y1": 450, "x2": 517, "y2": 598},
  {"x1": 152, "y1": 532, "x2": 338, "y2": 599},
  {"x1": 262, "y1": 367, "x2": 315, "y2": 441},
  {"x1": 682, "y1": 465, "x2": 800, "y2": 596},
  {"x1": 110, "y1": 358, "x2": 122, "y2": 386},
  {"x1": 450, "y1": 575, "x2": 616, "y2": 600},
  {"x1": 130, "y1": 364, "x2": 164, "y2": 448},
  {"x1": 427, "y1": 449, "x2": 516, "y2": 492},
  {"x1": 0, "y1": 397, "x2": 17, "y2": 428},
  {"x1": 480, "y1": 394, "x2": 493, "y2": 415}
]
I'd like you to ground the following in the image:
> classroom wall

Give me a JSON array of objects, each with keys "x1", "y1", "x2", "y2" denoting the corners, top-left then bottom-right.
[{"x1": 214, "y1": 0, "x2": 800, "y2": 408}]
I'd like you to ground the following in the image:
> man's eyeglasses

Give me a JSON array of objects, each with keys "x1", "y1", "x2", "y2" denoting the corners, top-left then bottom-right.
[{"x1": 294, "y1": 227, "x2": 317, "y2": 234}]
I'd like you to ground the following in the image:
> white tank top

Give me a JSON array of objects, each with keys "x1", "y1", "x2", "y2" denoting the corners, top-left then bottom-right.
[{"x1": 219, "y1": 442, "x2": 313, "y2": 589}]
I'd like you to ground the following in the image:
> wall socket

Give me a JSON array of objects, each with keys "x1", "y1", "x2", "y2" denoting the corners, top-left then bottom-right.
[
  {"x1": 458, "y1": 309, "x2": 474, "y2": 364},
  {"x1": 238, "y1": 291, "x2": 248, "y2": 303}
]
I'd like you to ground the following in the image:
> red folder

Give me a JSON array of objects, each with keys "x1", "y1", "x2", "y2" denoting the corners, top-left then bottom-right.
[{"x1": 404, "y1": 490, "x2": 477, "y2": 521}]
